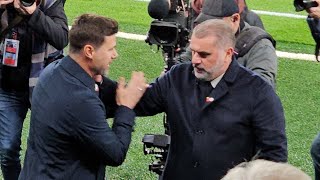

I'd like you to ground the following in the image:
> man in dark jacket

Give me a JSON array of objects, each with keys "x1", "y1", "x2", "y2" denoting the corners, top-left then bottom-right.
[
  {"x1": 134, "y1": 19, "x2": 287, "y2": 180},
  {"x1": 0, "y1": 0, "x2": 68, "y2": 179},
  {"x1": 19, "y1": 14, "x2": 148, "y2": 180},
  {"x1": 179, "y1": 0, "x2": 277, "y2": 88}
]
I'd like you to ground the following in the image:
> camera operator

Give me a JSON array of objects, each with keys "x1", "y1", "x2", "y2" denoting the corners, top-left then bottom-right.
[
  {"x1": 177, "y1": 0, "x2": 277, "y2": 88},
  {"x1": 191, "y1": 0, "x2": 265, "y2": 29},
  {"x1": 235, "y1": 0, "x2": 264, "y2": 30},
  {"x1": 0, "y1": 0, "x2": 68, "y2": 179}
]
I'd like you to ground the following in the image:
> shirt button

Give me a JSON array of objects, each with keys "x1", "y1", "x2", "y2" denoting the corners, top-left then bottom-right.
[
  {"x1": 194, "y1": 161, "x2": 200, "y2": 167},
  {"x1": 196, "y1": 130, "x2": 204, "y2": 135}
]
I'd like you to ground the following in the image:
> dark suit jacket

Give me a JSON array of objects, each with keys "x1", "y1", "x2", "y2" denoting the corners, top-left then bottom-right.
[
  {"x1": 134, "y1": 59, "x2": 287, "y2": 180},
  {"x1": 19, "y1": 56, "x2": 136, "y2": 180}
]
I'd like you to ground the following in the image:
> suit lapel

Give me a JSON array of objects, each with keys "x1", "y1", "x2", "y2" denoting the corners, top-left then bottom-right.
[{"x1": 202, "y1": 59, "x2": 240, "y2": 109}]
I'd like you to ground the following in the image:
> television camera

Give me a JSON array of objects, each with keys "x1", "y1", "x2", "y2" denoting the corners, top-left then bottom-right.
[
  {"x1": 20, "y1": 0, "x2": 36, "y2": 7},
  {"x1": 142, "y1": 0, "x2": 191, "y2": 176},
  {"x1": 145, "y1": 0, "x2": 190, "y2": 71},
  {"x1": 294, "y1": 0, "x2": 318, "y2": 12}
]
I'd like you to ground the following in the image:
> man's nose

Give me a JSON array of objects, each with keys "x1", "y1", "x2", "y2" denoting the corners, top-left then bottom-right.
[{"x1": 192, "y1": 53, "x2": 202, "y2": 64}]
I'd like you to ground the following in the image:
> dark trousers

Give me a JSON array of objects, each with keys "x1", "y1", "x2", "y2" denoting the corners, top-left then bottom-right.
[
  {"x1": 0, "y1": 89, "x2": 29, "y2": 180},
  {"x1": 311, "y1": 133, "x2": 320, "y2": 180}
]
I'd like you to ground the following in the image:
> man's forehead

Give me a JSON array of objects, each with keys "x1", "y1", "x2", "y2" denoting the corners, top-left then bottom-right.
[{"x1": 190, "y1": 35, "x2": 216, "y2": 46}]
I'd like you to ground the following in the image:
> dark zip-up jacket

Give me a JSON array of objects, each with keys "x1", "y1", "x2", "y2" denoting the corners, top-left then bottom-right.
[{"x1": 0, "y1": 0, "x2": 68, "y2": 91}]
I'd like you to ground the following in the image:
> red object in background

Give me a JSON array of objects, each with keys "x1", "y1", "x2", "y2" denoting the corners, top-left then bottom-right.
[{"x1": 6, "y1": 47, "x2": 16, "y2": 53}]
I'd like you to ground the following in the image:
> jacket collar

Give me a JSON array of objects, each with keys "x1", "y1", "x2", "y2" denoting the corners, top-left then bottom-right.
[
  {"x1": 221, "y1": 57, "x2": 240, "y2": 85},
  {"x1": 204, "y1": 58, "x2": 239, "y2": 108},
  {"x1": 60, "y1": 55, "x2": 96, "y2": 92}
]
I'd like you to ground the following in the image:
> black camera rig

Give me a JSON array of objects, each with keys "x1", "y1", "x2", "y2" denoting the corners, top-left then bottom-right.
[
  {"x1": 142, "y1": 134, "x2": 170, "y2": 175},
  {"x1": 294, "y1": 0, "x2": 318, "y2": 12},
  {"x1": 143, "y1": 0, "x2": 191, "y2": 176},
  {"x1": 20, "y1": 0, "x2": 36, "y2": 7},
  {"x1": 145, "y1": 0, "x2": 190, "y2": 71}
]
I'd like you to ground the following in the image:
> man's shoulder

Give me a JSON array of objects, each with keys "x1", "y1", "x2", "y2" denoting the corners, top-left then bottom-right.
[
  {"x1": 168, "y1": 63, "x2": 193, "y2": 78},
  {"x1": 38, "y1": 59, "x2": 97, "y2": 102},
  {"x1": 237, "y1": 25, "x2": 275, "y2": 57},
  {"x1": 235, "y1": 62, "x2": 273, "y2": 90},
  {"x1": 170, "y1": 62, "x2": 193, "y2": 72},
  {"x1": 38, "y1": 59, "x2": 62, "y2": 81}
]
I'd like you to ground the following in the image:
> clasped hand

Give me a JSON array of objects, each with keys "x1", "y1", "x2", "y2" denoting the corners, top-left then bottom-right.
[{"x1": 116, "y1": 71, "x2": 148, "y2": 109}]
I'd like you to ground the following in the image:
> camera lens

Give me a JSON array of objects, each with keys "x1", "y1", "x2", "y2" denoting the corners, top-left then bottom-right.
[{"x1": 20, "y1": 0, "x2": 35, "y2": 7}]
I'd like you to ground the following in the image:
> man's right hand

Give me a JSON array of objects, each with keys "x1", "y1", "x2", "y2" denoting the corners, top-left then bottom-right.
[{"x1": 116, "y1": 71, "x2": 148, "y2": 109}]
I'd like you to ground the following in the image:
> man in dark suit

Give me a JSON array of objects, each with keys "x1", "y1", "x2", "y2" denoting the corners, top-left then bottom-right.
[
  {"x1": 132, "y1": 19, "x2": 287, "y2": 180},
  {"x1": 19, "y1": 14, "x2": 148, "y2": 180}
]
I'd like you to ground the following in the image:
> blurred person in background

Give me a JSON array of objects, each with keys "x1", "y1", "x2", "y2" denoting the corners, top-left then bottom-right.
[
  {"x1": 191, "y1": 0, "x2": 264, "y2": 29},
  {"x1": 222, "y1": 159, "x2": 311, "y2": 180},
  {"x1": 0, "y1": 0, "x2": 68, "y2": 179}
]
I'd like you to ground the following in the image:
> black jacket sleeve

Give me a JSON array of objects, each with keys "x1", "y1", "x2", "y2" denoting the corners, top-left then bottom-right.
[
  {"x1": 99, "y1": 76, "x2": 119, "y2": 117},
  {"x1": 28, "y1": 0, "x2": 68, "y2": 50}
]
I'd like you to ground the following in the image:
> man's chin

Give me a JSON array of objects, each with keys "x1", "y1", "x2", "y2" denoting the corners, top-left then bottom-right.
[{"x1": 194, "y1": 72, "x2": 206, "y2": 80}]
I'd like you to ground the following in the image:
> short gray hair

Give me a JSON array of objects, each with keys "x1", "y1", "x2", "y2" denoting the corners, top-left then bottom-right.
[
  {"x1": 221, "y1": 159, "x2": 311, "y2": 180},
  {"x1": 192, "y1": 19, "x2": 236, "y2": 50}
]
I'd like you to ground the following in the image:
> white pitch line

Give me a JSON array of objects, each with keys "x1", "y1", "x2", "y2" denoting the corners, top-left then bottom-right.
[
  {"x1": 252, "y1": 10, "x2": 306, "y2": 19},
  {"x1": 135, "y1": 0, "x2": 307, "y2": 19},
  {"x1": 116, "y1": 31, "x2": 316, "y2": 62},
  {"x1": 117, "y1": 32, "x2": 147, "y2": 41},
  {"x1": 276, "y1": 51, "x2": 315, "y2": 61}
]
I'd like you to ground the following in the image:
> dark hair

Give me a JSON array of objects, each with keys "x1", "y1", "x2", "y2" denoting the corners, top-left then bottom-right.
[{"x1": 69, "y1": 14, "x2": 118, "y2": 53}]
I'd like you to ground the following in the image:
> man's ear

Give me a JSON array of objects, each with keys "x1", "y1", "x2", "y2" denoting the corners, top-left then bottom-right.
[
  {"x1": 226, "y1": 47, "x2": 234, "y2": 59},
  {"x1": 232, "y1": 13, "x2": 240, "y2": 23},
  {"x1": 83, "y1": 45, "x2": 94, "y2": 59}
]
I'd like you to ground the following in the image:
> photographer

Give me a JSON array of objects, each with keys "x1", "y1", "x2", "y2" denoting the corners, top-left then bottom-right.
[{"x1": 0, "y1": 0, "x2": 68, "y2": 179}]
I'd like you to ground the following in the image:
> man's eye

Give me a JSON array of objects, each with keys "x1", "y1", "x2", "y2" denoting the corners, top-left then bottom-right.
[
  {"x1": 192, "y1": 51, "x2": 208, "y2": 58},
  {"x1": 198, "y1": 53, "x2": 208, "y2": 58}
]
